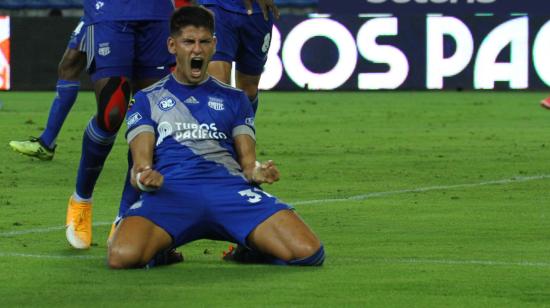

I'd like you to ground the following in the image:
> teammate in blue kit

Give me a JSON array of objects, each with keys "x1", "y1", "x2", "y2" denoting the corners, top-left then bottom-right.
[
  {"x1": 198, "y1": 0, "x2": 279, "y2": 113},
  {"x1": 64, "y1": 0, "x2": 176, "y2": 250},
  {"x1": 9, "y1": 17, "x2": 87, "y2": 160},
  {"x1": 108, "y1": 6, "x2": 324, "y2": 269}
]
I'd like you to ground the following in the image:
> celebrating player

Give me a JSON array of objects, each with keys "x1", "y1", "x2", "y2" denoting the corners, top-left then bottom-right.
[{"x1": 108, "y1": 6, "x2": 324, "y2": 269}]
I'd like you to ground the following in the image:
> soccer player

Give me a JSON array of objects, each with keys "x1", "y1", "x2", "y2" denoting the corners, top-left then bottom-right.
[
  {"x1": 108, "y1": 6, "x2": 324, "y2": 269},
  {"x1": 111, "y1": 0, "x2": 280, "y2": 234},
  {"x1": 9, "y1": 18, "x2": 87, "y2": 161},
  {"x1": 65, "y1": 0, "x2": 176, "y2": 250},
  {"x1": 198, "y1": 0, "x2": 280, "y2": 113}
]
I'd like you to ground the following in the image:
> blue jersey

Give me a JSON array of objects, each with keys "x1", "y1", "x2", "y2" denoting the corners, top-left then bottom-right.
[
  {"x1": 198, "y1": 0, "x2": 262, "y2": 15},
  {"x1": 84, "y1": 0, "x2": 175, "y2": 24},
  {"x1": 125, "y1": 74, "x2": 256, "y2": 182}
]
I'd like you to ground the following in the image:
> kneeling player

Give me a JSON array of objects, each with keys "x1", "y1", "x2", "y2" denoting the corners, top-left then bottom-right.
[{"x1": 107, "y1": 6, "x2": 324, "y2": 269}]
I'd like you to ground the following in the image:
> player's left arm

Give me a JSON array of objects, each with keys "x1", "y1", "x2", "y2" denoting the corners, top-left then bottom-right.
[
  {"x1": 234, "y1": 134, "x2": 279, "y2": 184},
  {"x1": 232, "y1": 91, "x2": 278, "y2": 184}
]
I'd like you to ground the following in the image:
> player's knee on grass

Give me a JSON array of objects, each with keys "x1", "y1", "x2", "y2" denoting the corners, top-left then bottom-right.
[
  {"x1": 249, "y1": 210, "x2": 322, "y2": 262},
  {"x1": 96, "y1": 77, "x2": 131, "y2": 133},
  {"x1": 288, "y1": 244, "x2": 325, "y2": 266},
  {"x1": 108, "y1": 243, "x2": 148, "y2": 269}
]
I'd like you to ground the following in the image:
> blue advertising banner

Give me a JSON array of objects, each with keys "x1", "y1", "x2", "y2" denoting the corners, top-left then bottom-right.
[
  {"x1": 259, "y1": 15, "x2": 550, "y2": 90},
  {"x1": 318, "y1": 0, "x2": 549, "y2": 16}
]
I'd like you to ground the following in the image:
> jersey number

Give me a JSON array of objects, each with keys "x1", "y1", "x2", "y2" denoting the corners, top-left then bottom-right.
[{"x1": 238, "y1": 188, "x2": 272, "y2": 204}]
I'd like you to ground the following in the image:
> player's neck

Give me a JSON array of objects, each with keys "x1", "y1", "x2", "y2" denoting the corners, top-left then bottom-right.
[{"x1": 171, "y1": 72, "x2": 209, "y2": 86}]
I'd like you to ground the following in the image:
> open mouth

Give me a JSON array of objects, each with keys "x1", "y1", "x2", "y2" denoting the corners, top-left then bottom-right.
[{"x1": 190, "y1": 57, "x2": 204, "y2": 78}]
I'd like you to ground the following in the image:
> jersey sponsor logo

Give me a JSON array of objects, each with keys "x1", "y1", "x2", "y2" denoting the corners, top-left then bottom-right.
[
  {"x1": 127, "y1": 112, "x2": 142, "y2": 127},
  {"x1": 156, "y1": 121, "x2": 228, "y2": 145},
  {"x1": 174, "y1": 122, "x2": 228, "y2": 141},
  {"x1": 184, "y1": 96, "x2": 199, "y2": 105},
  {"x1": 98, "y1": 42, "x2": 110, "y2": 56},
  {"x1": 157, "y1": 97, "x2": 176, "y2": 111},
  {"x1": 208, "y1": 96, "x2": 224, "y2": 111},
  {"x1": 156, "y1": 121, "x2": 174, "y2": 146}
]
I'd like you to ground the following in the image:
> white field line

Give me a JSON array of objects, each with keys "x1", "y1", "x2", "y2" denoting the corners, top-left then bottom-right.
[
  {"x1": 1, "y1": 174, "x2": 549, "y2": 238},
  {"x1": 388, "y1": 258, "x2": 550, "y2": 268},
  {"x1": 0, "y1": 221, "x2": 111, "y2": 237},
  {"x1": 292, "y1": 174, "x2": 550, "y2": 205},
  {"x1": 0, "y1": 252, "x2": 103, "y2": 260},
  {"x1": 1, "y1": 252, "x2": 549, "y2": 268}
]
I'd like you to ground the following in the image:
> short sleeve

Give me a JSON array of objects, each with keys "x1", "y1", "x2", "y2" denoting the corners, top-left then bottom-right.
[
  {"x1": 125, "y1": 92, "x2": 155, "y2": 144},
  {"x1": 231, "y1": 91, "x2": 256, "y2": 141}
]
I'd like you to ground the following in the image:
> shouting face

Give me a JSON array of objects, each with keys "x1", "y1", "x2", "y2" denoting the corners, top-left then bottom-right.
[{"x1": 168, "y1": 25, "x2": 216, "y2": 85}]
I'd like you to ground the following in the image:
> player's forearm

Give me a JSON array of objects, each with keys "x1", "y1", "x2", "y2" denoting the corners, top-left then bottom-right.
[
  {"x1": 130, "y1": 132, "x2": 155, "y2": 168},
  {"x1": 234, "y1": 134, "x2": 257, "y2": 181}
]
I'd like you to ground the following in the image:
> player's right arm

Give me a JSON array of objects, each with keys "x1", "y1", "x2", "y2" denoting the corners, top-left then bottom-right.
[
  {"x1": 129, "y1": 132, "x2": 164, "y2": 191},
  {"x1": 125, "y1": 95, "x2": 163, "y2": 191}
]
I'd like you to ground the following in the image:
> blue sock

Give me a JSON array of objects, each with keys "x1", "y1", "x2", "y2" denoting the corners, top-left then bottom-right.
[
  {"x1": 232, "y1": 244, "x2": 325, "y2": 266},
  {"x1": 249, "y1": 95, "x2": 258, "y2": 114},
  {"x1": 75, "y1": 118, "x2": 117, "y2": 199},
  {"x1": 287, "y1": 245, "x2": 325, "y2": 266},
  {"x1": 40, "y1": 80, "x2": 80, "y2": 149}
]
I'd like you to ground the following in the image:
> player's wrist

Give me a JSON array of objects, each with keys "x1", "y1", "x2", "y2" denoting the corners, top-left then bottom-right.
[{"x1": 250, "y1": 161, "x2": 262, "y2": 184}]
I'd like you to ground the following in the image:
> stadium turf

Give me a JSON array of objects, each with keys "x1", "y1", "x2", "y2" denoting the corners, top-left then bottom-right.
[{"x1": 1, "y1": 91, "x2": 550, "y2": 306}]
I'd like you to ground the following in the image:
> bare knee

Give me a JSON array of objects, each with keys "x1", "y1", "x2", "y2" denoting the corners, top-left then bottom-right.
[
  {"x1": 291, "y1": 238, "x2": 321, "y2": 261},
  {"x1": 108, "y1": 244, "x2": 147, "y2": 269}
]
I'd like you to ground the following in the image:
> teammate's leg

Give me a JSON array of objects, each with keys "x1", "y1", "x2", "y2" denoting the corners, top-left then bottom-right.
[
  {"x1": 108, "y1": 216, "x2": 172, "y2": 269},
  {"x1": 9, "y1": 19, "x2": 87, "y2": 160},
  {"x1": 208, "y1": 60, "x2": 232, "y2": 84},
  {"x1": 67, "y1": 76, "x2": 131, "y2": 249},
  {"x1": 236, "y1": 71, "x2": 261, "y2": 113},
  {"x1": 66, "y1": 21, "x2": 136, "y2": 249},
  {"x1": 39, "y1": 48, "x2": 87, "y2": 149}
]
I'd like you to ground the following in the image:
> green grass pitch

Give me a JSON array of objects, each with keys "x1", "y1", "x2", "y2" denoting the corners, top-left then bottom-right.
[{"x1": 1, "y1": 91, "x2": 550, "y2": 306}]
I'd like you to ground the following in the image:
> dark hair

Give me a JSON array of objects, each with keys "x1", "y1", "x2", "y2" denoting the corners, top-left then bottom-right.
[{"x1": 170, "y1": 6, "x2": 215, "y2": 37}]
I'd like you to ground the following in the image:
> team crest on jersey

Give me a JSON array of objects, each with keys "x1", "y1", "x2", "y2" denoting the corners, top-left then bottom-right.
[
  {"x1": 208, "y1": 97, "x2": 225, "y2": 111},
  {"x1": 95, "y1": 1, "x2": 104, "y2": 10},
  {"x1": 184, "y1": 96, "x2": 199, "y2": 105},
  {"x1": 158, "y1": 97, "x2": 176, "y2": 111},
  {"x1": 127, "y1": 112, "x2": 142, "y2": 127},
  {"x1": 98, "y1": 42, "x2": 110, "y2": 56}
]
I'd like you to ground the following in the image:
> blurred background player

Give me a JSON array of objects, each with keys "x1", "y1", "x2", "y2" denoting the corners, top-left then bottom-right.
[
  {"x1": 9, "y1": 17, "x2": 87, "y2": 160},
  {"x1": 65, "y1": 0, "x2": 176, "y2": 250},
  {"x1": 108, "y1": 6, "x2": 324, "y2": 269},
  {"x1": 198, "y1": 0, "x2": 279, "y2": 114}
]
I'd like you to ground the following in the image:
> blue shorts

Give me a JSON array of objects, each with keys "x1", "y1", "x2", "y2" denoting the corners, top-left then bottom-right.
[
  {"x1": 124, "y1": 177, "x2": 292, "y2": 248},
  {"x1": 85, "y1": 20, "x2": 174, "y2": 82},
  {"x1": 67, "y1": 17, "x2": 86, "y2": 51},
  {"x1": 206, "y1": 5, "x2": 273, "y2": 76}
]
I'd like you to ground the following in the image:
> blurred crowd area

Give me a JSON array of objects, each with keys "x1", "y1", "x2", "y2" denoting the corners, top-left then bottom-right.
[{"x1": 0, "y1": 0, "x2": 318, "y2": 16}]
